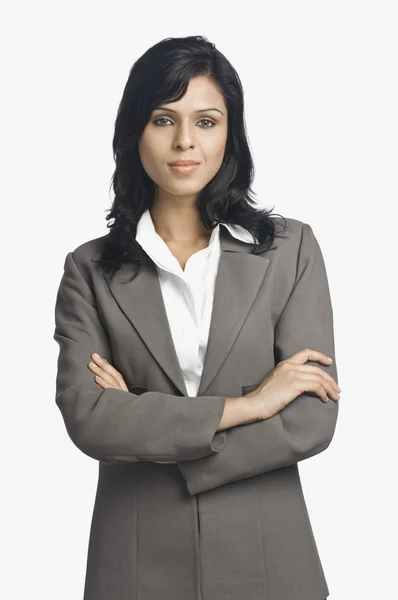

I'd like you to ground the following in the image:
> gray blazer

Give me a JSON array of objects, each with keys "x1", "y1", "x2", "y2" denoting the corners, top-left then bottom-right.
[{"x1": 53, "y1": 216, "x2": 338, "y2": 600}]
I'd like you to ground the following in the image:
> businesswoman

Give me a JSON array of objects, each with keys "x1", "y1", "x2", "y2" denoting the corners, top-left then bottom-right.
[{"x1": 53, "y1": 36, "x2": 340, "y2": 600}]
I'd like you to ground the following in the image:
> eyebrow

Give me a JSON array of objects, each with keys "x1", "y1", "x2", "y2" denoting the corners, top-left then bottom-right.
[{"x1": 153, "y1": 107, "x2": 224, "y2": 115}]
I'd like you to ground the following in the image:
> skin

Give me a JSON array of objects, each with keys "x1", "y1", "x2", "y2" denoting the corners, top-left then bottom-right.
[{"x1": 137, "y1": 74, "x2": 228, "y2": 244}]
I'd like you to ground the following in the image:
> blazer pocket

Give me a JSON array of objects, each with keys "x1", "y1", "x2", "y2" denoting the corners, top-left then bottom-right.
[
  {"x1": 128, "y1": 385, "x2": 148, "y2": 395},
  {"x1": 242, "y1": 382, "x2": 262, "y2": 396}
]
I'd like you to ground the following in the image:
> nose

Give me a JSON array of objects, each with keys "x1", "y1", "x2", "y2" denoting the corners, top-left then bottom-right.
[{"x1": 173, "y1": 122, "x2": 195, "y2": 150}]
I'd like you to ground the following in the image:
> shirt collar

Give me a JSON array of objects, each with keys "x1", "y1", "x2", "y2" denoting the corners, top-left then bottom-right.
[{"x1": 136, "y1": 208, "x2": 257, "y2": 257}]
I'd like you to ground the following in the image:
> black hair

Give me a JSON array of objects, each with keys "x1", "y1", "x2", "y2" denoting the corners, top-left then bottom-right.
[{"x1": 95, "y1": 35, "x2": 287, "y2": 278}]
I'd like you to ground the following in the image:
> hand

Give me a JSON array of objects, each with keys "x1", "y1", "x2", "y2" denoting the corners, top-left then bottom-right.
[
  {"x1": 87, "y1": 353, "x2": 129, "y2": 391},
  {"x1": 245, "y1": 348, "x2": 341, "y2": 420}
]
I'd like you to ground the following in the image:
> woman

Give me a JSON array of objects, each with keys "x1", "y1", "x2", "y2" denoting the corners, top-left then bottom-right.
[{"x1": 53, "y1": 36, "x2": 340, "y2": 600}]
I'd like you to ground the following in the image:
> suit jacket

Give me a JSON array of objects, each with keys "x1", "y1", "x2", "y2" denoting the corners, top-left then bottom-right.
[{"x1": 53, "y1": 216, "x2": 339, "y2": 600}]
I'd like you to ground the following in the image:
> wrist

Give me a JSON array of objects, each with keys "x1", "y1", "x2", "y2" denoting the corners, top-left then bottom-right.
[{"x1": 237, "y1": 395, "x2": 263, "y2": 424}]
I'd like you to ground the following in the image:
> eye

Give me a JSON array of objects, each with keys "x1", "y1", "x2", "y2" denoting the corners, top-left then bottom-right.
[
  {"x1": 198, "y1": 119, "x2": 216, "y2": 128},
  {"x1": 152, "y1": 117, "x2": 216, "y2": 128},
  {"x1": 152, "y1": 117, "x2": 172, "y2": 126}
]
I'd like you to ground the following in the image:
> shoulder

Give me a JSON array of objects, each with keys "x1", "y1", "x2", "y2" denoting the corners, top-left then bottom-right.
[
  {"x1": 271, "y1": 215, "x2": 313, "y2": 235},
  {"x1": 267, "y1": 216, "x2": 315, "y2": 256},
  {"x1": 264, "y1": 216, "x2": 325, "y2": 285},
  {"x1": 65, "y1": 234, "x2": 109, "y2": 281},
  {"x1": 71, "y1": 233, "x2": 108, "y2": 260},
  {"x1": 263, "y1": 217, "x2": 328, "y2": 305}
]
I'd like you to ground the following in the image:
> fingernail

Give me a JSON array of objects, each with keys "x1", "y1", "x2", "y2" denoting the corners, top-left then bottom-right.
[
  {"x1": 92, "y1": 353, "x2": 100, "y2": 359},
  {"x1": 327, "y1": 357, "x2": 333, "y2": 362}
]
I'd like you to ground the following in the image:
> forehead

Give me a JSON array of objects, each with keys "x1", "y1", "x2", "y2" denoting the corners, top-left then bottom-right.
[{"x1": 155, "y1": 76, "x2": 226, "y2": 113}]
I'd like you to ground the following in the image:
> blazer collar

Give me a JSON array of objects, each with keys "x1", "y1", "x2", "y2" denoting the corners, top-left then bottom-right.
[{"x1": 100, "y1": 225, "x2": 270, "y2": 396}]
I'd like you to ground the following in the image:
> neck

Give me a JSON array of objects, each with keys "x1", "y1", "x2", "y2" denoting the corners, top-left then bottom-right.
[{"x1": 149, "y1": 198, "x2": 212, "y2": 244}]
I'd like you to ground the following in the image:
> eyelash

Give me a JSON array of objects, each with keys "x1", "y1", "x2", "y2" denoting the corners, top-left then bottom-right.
[{"x1": 153, "y1": 117, "x2": 216, "y2": 129}]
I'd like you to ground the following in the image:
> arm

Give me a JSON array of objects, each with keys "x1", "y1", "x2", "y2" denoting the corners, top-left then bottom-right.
[
  {"x1": 53, "y1": 251, "x2": 227, "y2": 464},
  {"x1": 151, "y1": 396, "x2": 259, "y2": 464},
  {"x1": 177, "y1": 223, "x2": 339, "y2": 495}
]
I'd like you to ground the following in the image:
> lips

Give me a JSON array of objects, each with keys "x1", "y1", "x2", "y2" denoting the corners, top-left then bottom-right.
[
  {"x1": 168, "y1": 160, "x2": 200, "y2": 166},
  {"x1": 168, "y1": 163, "x2": 200, "y2": 174}
]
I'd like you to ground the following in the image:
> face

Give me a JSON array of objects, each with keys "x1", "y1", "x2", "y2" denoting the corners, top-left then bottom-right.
[{"x1": 138, "y1": 75, "x2": 228, "y2": 204}]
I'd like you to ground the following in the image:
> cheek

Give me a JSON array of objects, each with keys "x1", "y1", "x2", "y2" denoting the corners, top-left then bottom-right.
[
  {"x1": 205, "y1": 140, "x2": 227, "y2": 171},
  {"x1": 139, "y1": 136, "x2": 165, "y2": 175},
  {"x1": 207, "y1": 132, "x2": 227, "y2": 160}
]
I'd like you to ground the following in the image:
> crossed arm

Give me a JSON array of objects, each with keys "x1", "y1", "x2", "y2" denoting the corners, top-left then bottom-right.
[
  {"x1": 86, "y1": 353, "x2": 178, "y2": 464},
  {"x1": 53, "y1": 222, "x2": 338, "y2": 494}
]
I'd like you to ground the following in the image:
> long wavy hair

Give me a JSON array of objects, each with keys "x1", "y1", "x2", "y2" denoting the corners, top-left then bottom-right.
[{"x1": 95, "y1": 35, "x2": 287, "y2": 278}]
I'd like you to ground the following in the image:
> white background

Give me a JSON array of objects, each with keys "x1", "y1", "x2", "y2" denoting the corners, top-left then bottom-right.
[{"x1": 2, "y1": 1, "x2": 397, "y2": 599}]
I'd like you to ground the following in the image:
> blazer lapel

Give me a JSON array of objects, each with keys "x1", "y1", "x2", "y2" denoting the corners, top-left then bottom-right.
[{"x1": 101, "y1": 225, "x2": 270, "y2": 397}]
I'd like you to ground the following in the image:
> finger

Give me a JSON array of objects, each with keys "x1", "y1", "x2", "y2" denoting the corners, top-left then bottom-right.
[
  {"x1": 94, "y1": 375, "x2": 113, "y2": 390},
  {"x1": 90, "y1": 367, "x2": 129, "y2": 392},
  {"x1": 314, "y1": 374, "x2": 340, "y2": 402},
  {"x1": 95, "y1": 375, "x2": 128, "y2": 392},
  {"x1": 313, "y1": 373, "x2": 340, "y2": 402},
  {"x1": 91, "y1": 354, "x2": 122, "y2": 381},
  {"x1": 296, "y1": 372, "x2": 340, "y2": 402},
  {"x1": 294, "y1": 364, "x2": 340, "y2": 392},
  {"x1": 294, "y1": 373, "x2": 328, "y2": 402},
  {"x1": 96, "y1": 370, "x2": 127, "y2": 391},
  {"x1": 286, "y1": 348, "x2": 333, "y2": 366},
  {"x1": 91, "y1": 354, "x2": 128, "y2": 389},
  {"x1": 88, "y1": 361, "x2": 118, "y2": 387}
]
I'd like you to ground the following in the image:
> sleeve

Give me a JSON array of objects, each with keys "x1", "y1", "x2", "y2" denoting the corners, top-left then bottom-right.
[
  {"x1": 177, "y1": 222, "x2": 339, "y2": 495},
  {"x1": 53, "y1": 251, "x2": 227, "y2": 464}
]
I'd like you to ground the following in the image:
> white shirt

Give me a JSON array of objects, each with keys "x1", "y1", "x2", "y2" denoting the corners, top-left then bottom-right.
[{"x1": 135, "y1": 209, "x2": 257, "y2": 397}]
